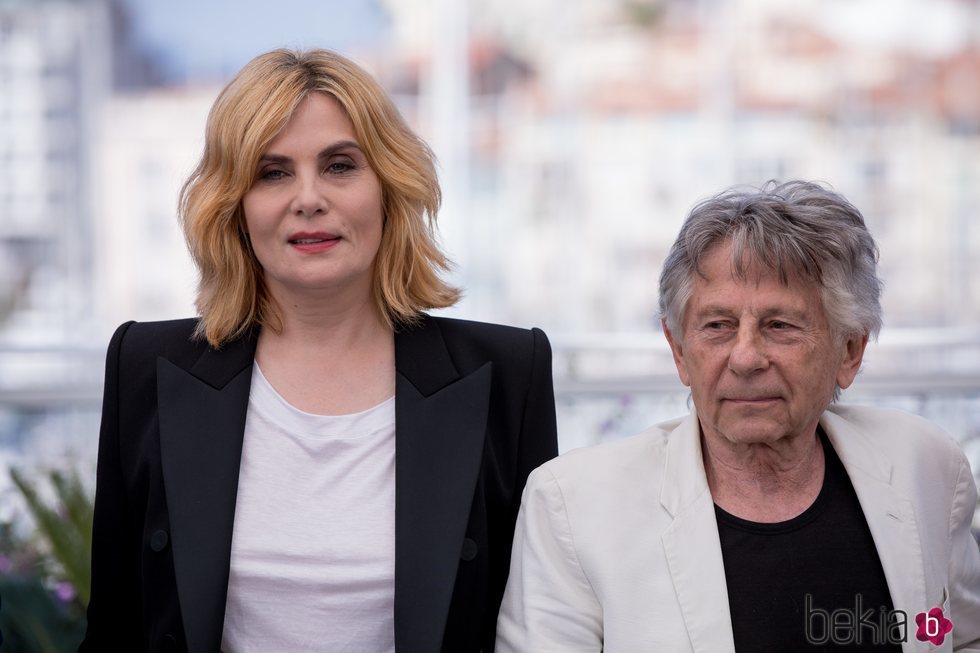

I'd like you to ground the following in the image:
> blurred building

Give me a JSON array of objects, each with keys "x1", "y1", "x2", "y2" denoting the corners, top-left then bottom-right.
[
  {"x1": 0, "y1": 0, "x2": 976, "y2": 486},
  {"x1": 0, "y1": 0, "x2": 111, "y2": 343},
  {"x1": 92, "y1": 88, "x2": 212, "y2": 329},
  {"x1": 385, "y1": 0, "x2": 980, "y2": 335},
  {"x1": 377, "y1": 0, "x2": 980, "y2": 466}
]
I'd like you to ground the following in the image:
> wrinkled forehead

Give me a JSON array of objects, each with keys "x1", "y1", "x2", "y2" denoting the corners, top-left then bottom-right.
[
  {"x1": 684, "y1": 259, "x2": 831, "y2": 339},
  {"x1": 694, "y1": 238, "x2": 823, "y2": 290}
]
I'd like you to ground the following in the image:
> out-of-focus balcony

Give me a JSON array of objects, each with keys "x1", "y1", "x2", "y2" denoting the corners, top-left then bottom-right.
[{"x1": 2, "y1": 328, "x2": 978, "y2": 499}]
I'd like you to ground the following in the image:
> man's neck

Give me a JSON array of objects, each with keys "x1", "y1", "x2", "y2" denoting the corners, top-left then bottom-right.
[{"x1": 702, "y1": 429, "x2": 826, "y2": 523}]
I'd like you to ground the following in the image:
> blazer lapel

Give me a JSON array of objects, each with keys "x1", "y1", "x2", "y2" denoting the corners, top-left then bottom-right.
[
  {"x1": 660, "y1": 410, "x2": 930, "y2": 653},
  {"x1": 157, "y1": 333, "x2": 256, "y2": 653},
  {"x1": 660, "y1": 413, "x2": 737, "y2": 653},
  {"x1": 393, "y1": 316, "x2": 492, "y2": 653},
  {"x1": 822, "y1": 412, "x2": 927, "y2": 653}
]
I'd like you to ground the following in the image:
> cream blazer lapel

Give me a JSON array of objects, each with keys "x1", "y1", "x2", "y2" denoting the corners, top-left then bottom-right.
[
  {"x1": 662, "y1": 409, "x2": 932, "y2": 653},
  {"x1": 821, "y1": 410, "x2": 929, "y2": 653},
  {"x1": 660, "y1": 412, "x2": 738, "y2": 653}
]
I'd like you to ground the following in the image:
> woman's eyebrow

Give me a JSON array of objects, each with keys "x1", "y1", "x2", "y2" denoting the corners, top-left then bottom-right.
[
  {"x1": 316, "y1": 140, "x2": 363, "y2": 158},
  {"x1": 257, "y1": 153, "x2": 291, "y2": 164},
  {"x1": 258, "y1": 140, "x2": 363, "y2": 164}
]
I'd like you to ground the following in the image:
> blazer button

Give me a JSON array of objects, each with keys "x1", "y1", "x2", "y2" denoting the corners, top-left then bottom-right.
[
  {"x1": 460, "y1": 537, "x2": 478, "y2": 562},
  {"x1": 150, "y1": 530, "x2": 169, "y2": 552},
  {"x1": 162, "y1": 633, "x2": 177, "y2": 651}
]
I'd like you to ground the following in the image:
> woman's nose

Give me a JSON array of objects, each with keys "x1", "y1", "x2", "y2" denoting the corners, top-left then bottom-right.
[{"x1": 290, "y1": 173, "x2": 328, "y2": 217}]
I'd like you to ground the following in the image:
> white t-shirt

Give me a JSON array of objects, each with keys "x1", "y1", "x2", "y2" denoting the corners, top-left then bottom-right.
[{"x1": 220, "y1": 363, "x2": 396, "y2": 653}]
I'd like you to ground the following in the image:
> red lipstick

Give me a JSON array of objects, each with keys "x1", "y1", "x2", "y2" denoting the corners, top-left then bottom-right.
[{"x1": 287, "y1": 231, "x2": 340, "y2": 253}]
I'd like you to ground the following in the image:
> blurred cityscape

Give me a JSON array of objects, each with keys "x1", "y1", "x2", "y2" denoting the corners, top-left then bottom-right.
[{"x1": 0, "y1": 0, "x2": 978, "y2": 529}]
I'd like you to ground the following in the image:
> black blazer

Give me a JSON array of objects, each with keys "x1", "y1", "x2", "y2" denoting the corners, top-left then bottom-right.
[{"x1": 80, "y1": 314, "x2": 558, "y2": 653}]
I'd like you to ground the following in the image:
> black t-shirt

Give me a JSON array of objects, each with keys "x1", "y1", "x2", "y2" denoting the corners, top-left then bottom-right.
[{"x1": 715, "y1": 431, "x2": 904, "y2": 652}]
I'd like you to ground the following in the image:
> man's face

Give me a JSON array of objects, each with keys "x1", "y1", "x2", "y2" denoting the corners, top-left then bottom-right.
[{"x1": 664, "y1": 242, "x2": 867, "y2": 449}]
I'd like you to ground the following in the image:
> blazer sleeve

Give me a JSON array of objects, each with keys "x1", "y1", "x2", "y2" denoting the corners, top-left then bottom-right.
[
  {"x1": 80, "y1": 321, "x2": 144, "y2": 650},
  {"x1": 949, "y1": 448, "x2": 980, "y2": 652},
  {"x1": 515, "y1": 327, "x2": 560, "y2": 495},
  {"x1": 496, "y1": 465, "x2": 603, "y2": 653}
]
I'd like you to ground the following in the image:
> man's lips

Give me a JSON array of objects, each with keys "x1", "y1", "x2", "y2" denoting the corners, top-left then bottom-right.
[{"x1": 724, "y1": 396, "x2": 781, "y2": 404}]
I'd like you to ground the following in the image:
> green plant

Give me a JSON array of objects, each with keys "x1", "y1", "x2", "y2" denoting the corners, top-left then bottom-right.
[
  {"x1": 621, "y1": 0, "x2": 665, "y2": 29},
  {"x1": 9, "y1": 468, "x2": 92, "y2": 607},
  {"x1": 0, "y1": 575, "x2": 85, "y2": 653},
  {"x1": 0, "y1": 465, "x2": 93, "y2": 652}
]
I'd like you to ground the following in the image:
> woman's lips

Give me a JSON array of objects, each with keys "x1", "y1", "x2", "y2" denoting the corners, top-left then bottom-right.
[{"x1": 288, "y1": 232, "x2": 340, "y2": 253}]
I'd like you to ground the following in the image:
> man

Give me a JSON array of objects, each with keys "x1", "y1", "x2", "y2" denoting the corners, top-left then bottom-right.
[{"x1": 496, "y1": 181, "x2": 980, "y2": 652}]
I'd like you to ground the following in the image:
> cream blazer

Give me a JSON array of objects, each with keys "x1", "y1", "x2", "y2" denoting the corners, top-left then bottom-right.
[{"x1": 497, "y1": 405, "x2": 980, "y2": 652}]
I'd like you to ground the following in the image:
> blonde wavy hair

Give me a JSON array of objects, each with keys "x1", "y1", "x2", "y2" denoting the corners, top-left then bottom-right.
[{"x1": 180, "y1": 48, "x2": 460, "y2": 347}]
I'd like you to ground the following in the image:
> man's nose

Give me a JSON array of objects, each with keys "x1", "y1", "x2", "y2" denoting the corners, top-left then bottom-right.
[{"x1": 727, "y1": 325, "x2": 769, "y2": 375}]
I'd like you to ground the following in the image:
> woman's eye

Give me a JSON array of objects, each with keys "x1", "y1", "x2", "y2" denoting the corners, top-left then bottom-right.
[
  {"x1": 326, "y1": 161, "x2": 355, "y2": 174},
  {"x1": 260, "y1": 169, "x2": 287, "y2": 181}
]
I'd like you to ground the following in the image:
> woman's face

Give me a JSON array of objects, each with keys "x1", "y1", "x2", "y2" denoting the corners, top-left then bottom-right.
[{"x1": 242, "y1": 92, "x2": 384, "y2": 304}]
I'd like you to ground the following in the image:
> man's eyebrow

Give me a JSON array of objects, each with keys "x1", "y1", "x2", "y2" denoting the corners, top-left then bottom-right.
[
  {"x1": 692, "y1": 304, "x2": 735, "y2": 317},
  {"x1": 257, "y1": 140, "x2": 363, "y2": 164},
  {"x1": 756, "y1": 306, "x2": 810, "y2": 321},
  {"x1": 692, "y1": 304, "x2": 810, "y2": 319}
]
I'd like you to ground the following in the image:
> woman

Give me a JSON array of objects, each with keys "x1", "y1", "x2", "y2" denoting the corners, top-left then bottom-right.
[{"x1": 80, "y1": 48, "x2": 557, "y2": 653}]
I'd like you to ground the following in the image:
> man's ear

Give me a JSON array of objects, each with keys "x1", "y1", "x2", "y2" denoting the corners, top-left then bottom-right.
[
  {"x1": 836, "y1": 333, "x2": 868, "y2": 390},
  {"x1": 662, "y1": 319, "x2": 691, "y2": 387}
]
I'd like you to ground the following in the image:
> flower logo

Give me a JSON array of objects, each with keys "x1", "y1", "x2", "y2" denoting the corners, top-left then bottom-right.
[{"x1": 915, "y1": 607, "x2": 953, "y2": 645}]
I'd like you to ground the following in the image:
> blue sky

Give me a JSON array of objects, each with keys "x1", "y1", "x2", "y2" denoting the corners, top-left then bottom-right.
[{"x1": 122, "y1": 0, "x2": 391, "y2": 82}]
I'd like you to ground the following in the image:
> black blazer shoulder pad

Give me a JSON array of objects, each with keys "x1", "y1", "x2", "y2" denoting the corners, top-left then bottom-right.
[
  {"x1": 396, "y1": 314, "x2": 550, "y2": 385},
  {"x1": 426, "y1": 315, "x2": 549, "y2": 366},
  {"x1": 109, "y1": 318, "x2": 257, "y2": 390}
]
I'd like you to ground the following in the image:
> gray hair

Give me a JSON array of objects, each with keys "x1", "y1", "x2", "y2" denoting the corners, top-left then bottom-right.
[{"x1": 658, "y1": 180, "x2": 882, "y2": 343}]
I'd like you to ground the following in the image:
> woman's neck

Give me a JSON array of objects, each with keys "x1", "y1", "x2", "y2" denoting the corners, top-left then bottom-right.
[{"x1": 254, "y1": 289, "x2": 396, "y2": 415}]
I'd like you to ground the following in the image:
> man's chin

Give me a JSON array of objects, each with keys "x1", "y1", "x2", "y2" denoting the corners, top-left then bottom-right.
[{"x1": 709, "y1": 418, "x2": 793, "y2": 448}]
